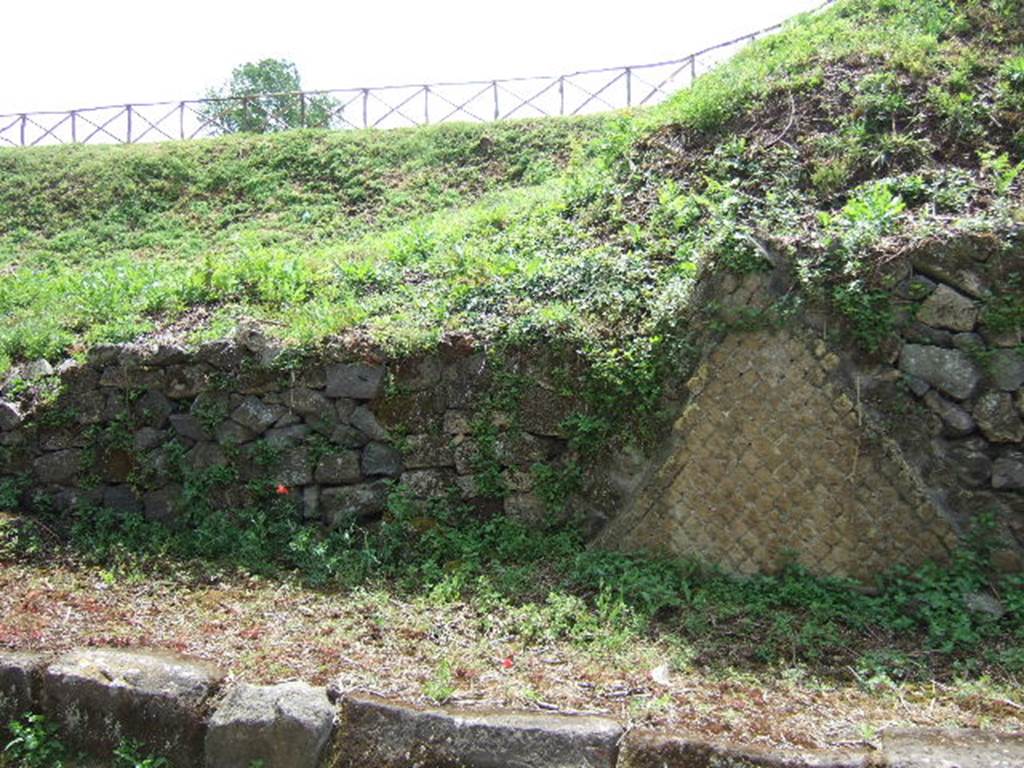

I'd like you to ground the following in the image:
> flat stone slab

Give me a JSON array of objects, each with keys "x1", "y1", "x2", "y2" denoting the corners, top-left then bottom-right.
[
  {"x1": 205, "y1": 681, "x2": 336, "y2": 768},
  {"x1": 336, "y1": 693, "x2": 623, "y2": 768},
  {"x1": 881, "y1": 728, "x2": 1024, "y2": 768},
  {"x1": 618, "y1": 730, "x2": 868, "y2": 767},
  {"x1": 0, "y1": 651, "x2": 48, "y2": 726},
  {"x1": 42, "y1": 648, "x2": 224, "y2": 768}
]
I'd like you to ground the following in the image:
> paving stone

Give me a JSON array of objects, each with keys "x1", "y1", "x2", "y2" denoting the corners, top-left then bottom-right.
[
  {"x1": 335, "y1": 694, "x2": 622, "y2": 768},
  {"x1": 618, "y1": 729, "x2": 869, "y2": 767},
  {"x1": 42, "y1": 648, "x2": 224, "y2": 768},
  {"x1": 205, "y1": 682, "x2": 335, "y2": 768},
  {"x1": 325, "y1": 363, "x2": 386, "y2": 399},
  {"x1": 881, "y1": 727, "x2": 1024, "y2": 768},
  {"x1": 0, "y1": 651, "x2": 48, "y2": 728}
]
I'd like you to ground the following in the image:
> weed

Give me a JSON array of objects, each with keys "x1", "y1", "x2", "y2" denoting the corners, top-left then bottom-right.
[
  {"x1": 422, "y1": 660, "x2": 456, "y2": 703},
  {"x1": 3, "y1": 714, "x2": 65, "y2": 768}
]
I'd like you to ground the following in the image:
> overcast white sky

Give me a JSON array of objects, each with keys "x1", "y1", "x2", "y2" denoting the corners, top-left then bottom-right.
[{"x1": 1, "y1": 0, "x2": 823, "y2": 115}]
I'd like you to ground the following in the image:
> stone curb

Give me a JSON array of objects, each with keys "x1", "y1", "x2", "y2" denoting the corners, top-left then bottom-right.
[{"x1": 4, "y1": 649, "x2": 1024, "y2": 768}]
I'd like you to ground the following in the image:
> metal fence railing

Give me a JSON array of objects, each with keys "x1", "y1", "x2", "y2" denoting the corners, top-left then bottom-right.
[{"x1": 0, "y1": 5, "x2": 833, "y2": 147}]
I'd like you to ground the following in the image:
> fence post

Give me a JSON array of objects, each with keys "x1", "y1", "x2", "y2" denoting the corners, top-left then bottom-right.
[
  {"x1": 126, "y1": 105, "x2": 133, "y2": 143},
  {"x1": 179, "y1": 102, "x2": 185, "y2": 139},
  {"x1": 362, "y1": 89, "x2": 369, "y2": 128},
  {"x1": 423, "y1": 86, "x2": 430, "y2": 124},
  {"x1": 690, "y1": 57, "x2": 697, "y2": 84},
  {"x1": 492, "y1": 81, "x2": 499, "y2": 120},
  {"x1": 19, "y1": 114, "x2": 26, "y2": 146},
  {"x1": 626, "y1": 67, "x2": 632, "y2": 107},
  {"x1": 71, "y1": 111, "x2": 77, "y2": 143},
  {"x1": 558, "y1": 76, "x2": 565, "y2": 115},
  {"x1": 299, "y1": 92, "x2": 307, "y2": 128}
]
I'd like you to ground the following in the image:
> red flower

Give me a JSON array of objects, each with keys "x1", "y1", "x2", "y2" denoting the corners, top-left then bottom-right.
[
  {"x1": 275, "y1": 484, "x2": 290, "y2": 495},
  {"x1": 501, "y1": 656, "x2": 514, "y2": 669}
]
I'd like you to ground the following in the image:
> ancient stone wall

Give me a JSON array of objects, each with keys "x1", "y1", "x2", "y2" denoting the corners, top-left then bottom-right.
[{"x1": 0, "y1": 331, "x2": 576, "y2": 531}]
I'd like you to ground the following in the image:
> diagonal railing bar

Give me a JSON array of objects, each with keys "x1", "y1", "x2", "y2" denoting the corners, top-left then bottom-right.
[
  {"x1": 369, "y1": 87, "x2": 424, "y2": 128},
  {"x1": 565, "y1": 70, "x2": 627, "y2": 116},
  {"x1": 0, "y1": 1, "x2": 837, "y2": 146},
  {"x1": 77, "y1": 107, "x2": 129, "y2": 144},
  {"x1": 431, "y1": 83, "x2": 493, "y2": 124},
  {"x1": 496, "y1": 78, "x2": 560, "y2": 120},
  {"x1": 130, "y1": 103, "x2": 181, "y2": 143},
  {"x1": 181, "y1": 102, "x2": 232, "y2": 139},
  {"x1": 27, "y1": 112, "x2": 72, "y2": 146}
]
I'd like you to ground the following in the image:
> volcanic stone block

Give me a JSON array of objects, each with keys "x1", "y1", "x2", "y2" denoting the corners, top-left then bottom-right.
[
  {"x1": 42, "y1": 648, "x2": 224, "y2": 768},
  {"x1": 321, "y1": 482, "x2": 390, "y2": 525},
  {"x1": 916, "y1": 284, "x2": 978, "y2": 332},
  {"x1": 881, "y1": 728, "x2": 1024, "y2": 768},
  {"x1": 325, "y1": 363, "x2": 386, "y2": 400},
  {"x1": 361, "y1": 441, "x2": 403, "y2": 477},
  {"x1": 231, "y1": 397, "x2": 286, "y2": 434},
  {"x1": 315, "y1": 451, "x2": 362, "y2": 484},
  {"x1": 32, "y1": 449, "x2": 82, "y2": 484},
  {"x1": 974, "y1": 392, "x2": 1024, "y2": 443},
  {"x1": 899, "y1": 344, "x2": 981, "y2": 400},
  {"x1": 205, "y1": 682, "x2": 336, "y2": 768},
  {"x1": 0, "y1": 400, "x2": 24, "y2": 431},
  {"x1": 0, "y1": 651, "x2": 48, "y2": 728},
  {"x1": 336, "y1": 694, "x2": 623, "y2": 768}
]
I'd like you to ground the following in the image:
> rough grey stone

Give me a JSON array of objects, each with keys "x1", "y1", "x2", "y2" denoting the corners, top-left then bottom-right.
[
  {"x1": 952, "y1": 332, "x2": 986, "y2": 354},
  {"x1": 185, "y1": 442, "x2": 228, "y2": 471},
  {"x1": 391, "y1": 356, "x2": 442, "y2": 392},
  {"x1": 443, "y1": 352, "x2": 489, "y2": 408},
  {"x1": 949, "y1": 443, "x2": 993, "y2": 488},
  {"x1": 505, "y1": 492, "x2": 548, "y2": 522},
  {"x1": 325, "y1": 363, "x2": 386, "y2": 399},
  {"x1": 335, "y1": 398, "x2": 357, "y2": 423},
  {"x1": 189, "y1": 391, "x2": 230, "y2": 421},
  {"x1": 302, "y1": 486, "x2": 320, "y2": 521},
  {"x1": 0, "y1": 400, "x2": 24, "y2": 430},
  {"x1": 133, "y1": 427, "x2": 167, "y2": 452},
  {"x1": 282, "y1": 387, "x2": 333, "y2": 417},
  {"x1": 899, "y1": 345, "x2": 981, "y2": 400},
  {"x1": 0, "y1": 651, "x2": 47, "y2": 728},
  {"x1": 133, "y1": 390, "x2": 173, "y2": 429},
  {"x1": 265, "y1": 424, "x2": 311, "y2": 447},
  {"x1": 74, "y1": 390, "x2": 107, "y2": 425},
  {"x1": 923, "y1": 391, "x2": 975, "y2": 437},
  {"x1": 195, "y1": 340, "x2": 246, "y2": 370},
  {"x1": 87, "y1": 343, "x2": 124, "y2": 366},
  {"x1": 911, "y1": 250, "x2": 989, "y2": 299},
  {"x1": 403, "y1": 434, "x2": 456, "y2": 469},
  {"x1": 315, "y1": 451, "x2": 362, "y2": 484},
  {"x1": 904, "y1": 321, "x2": 953, "y2": 347},
  {"x1": 170, "y1": 413, "x2": 212, "y2": 442},
  {"x1": 274, "y1": 410, "x2": 303, "y2": 429},
  {"x1": 165, "y1": 365, "x2": 212, "y2": 399},
  {"x1": 903, "y1": 374, "x2": 930, "y2": 397},
  {"x1": 150, "y1": 344, "x2": 188, "y2": 366},
  {"x1": 351, "y1": 405, "x2": 389, "y2": 441},
  {"x1": 336, "y1": 694, "x2": 623, "y2": 768},
  {"x1": 443, "y1": 409, "x2": 473, "y2": 435},
  {"x1": 990, "y1": 350, "x2": 1024, "y2": 392},
  {"x1": 916, "y1": 284, "x2": 978, "y2": 332},
  {"x1": 231, "y1": 397, "x2": 286, "y2": 434},
  {"x1": 992, "y1": 455, "x2": 1024, "y2": 491},
  {"x1": 321, "y1": 482, "x2": 390, "y2": 525},
  {"x1": 265, "y1": 447, "x2": 314, "y2": 487},
  {"x1": 973, "y1": 392, "x2": 1024, "y2": 443},
  {"x1": 965, "y1": 591, "x2": 1006, "y2": 620},
  {"x1": 331, "y1": 424, "x2": 370, "y2": 449},
  {"x1": 216, "y1": 420, "x2": 255, "y2": 446},
  {"x1": 144, "y1": 485, "x2": 183, "y2": 522},
  {"x1": 402, "y1": 469, "x2": 454, "y2": 498},
  {"x1": 618, "y1": 729, "x2": 868, "y2": 768},
  {"x1": 496, "y1": 432, "x2": 560, "y2": 465},
  {"x1": 205, "y1": 682, "x2": 335, "y2": 768},
  {"x1": 103, "y1": 485, "x2": 142, "y2": 514},
  {"x1": 39, "y1": 428, "x2": 87, "y2": 452},
  {"x1": 42, "y1": 648, "x2": 224, "y2": 768},
  {"x1": 362, "y1": 441, "x2": 403, "y2": 477},
  {"x1": 33, "y1": 449, "x2": 82, "y2": 484},
  {"x1": 881, "y1": 727, "x2": 1024, "y2": 768},
  {"x1": 22, "y1": 358, "x2": 54, "y2": 379}
]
